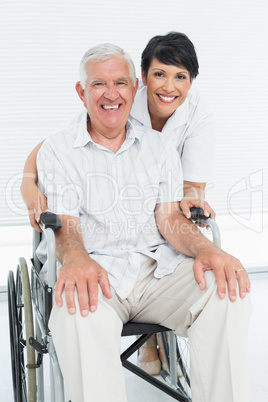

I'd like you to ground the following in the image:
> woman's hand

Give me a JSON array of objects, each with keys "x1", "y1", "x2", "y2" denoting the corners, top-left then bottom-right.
[
  {"x1": 181, "y1": 181, "x2": 216, "y2": 226},
  {"x1": 180, "y1": 197, "x2": 216, "y2": 221},
  {"x1": 20, "y1": 178, "x2": 47, "y2": 232}
]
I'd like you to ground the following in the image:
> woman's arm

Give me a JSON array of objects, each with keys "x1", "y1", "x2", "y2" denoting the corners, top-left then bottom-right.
[
  {"x1": 23, "y1": 141, "x2": 44, "y2": 180},
  {"x1": 180, "y1": 180, "x2": 216, "y2": 220},
  {"x1": 177, "y1": 92, "x2": 216, "y2": 221},
  {"x1": 20, "y1": 141, "x2": 47, "y2": 232}
]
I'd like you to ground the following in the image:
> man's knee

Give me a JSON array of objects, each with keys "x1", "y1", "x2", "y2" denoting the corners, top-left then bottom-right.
[{"x1": 49, "y1": 288, "x2": 123, "y2": 339}]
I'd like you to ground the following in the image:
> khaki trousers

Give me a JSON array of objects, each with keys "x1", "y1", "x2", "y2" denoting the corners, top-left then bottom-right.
[{"x1": 49, "y1": 256, "x2": 251, "y2": 402}]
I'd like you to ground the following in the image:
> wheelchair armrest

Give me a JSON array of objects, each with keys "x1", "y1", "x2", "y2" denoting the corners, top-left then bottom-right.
[
  {"x1": 190, "y1": 207, "x2": 211, "y2": 222},
  {"x1": 40, "y1": 212, "x2": 62, "y2": 230}
]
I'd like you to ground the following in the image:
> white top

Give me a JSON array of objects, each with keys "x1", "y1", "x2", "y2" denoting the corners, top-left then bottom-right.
[
  {"x1": 130, "y1": 84, "x2": 216, "y2": 182},
  {"x1": 37, "y1": 111, "x2": 187, "y2": 299}
]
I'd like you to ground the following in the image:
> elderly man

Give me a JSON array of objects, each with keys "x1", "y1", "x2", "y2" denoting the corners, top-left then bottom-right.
[{"x1": 37, "y1": 43, "x2": 251, "y2": 402}]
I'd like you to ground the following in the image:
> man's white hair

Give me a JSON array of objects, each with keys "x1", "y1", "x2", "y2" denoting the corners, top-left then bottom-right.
[{"x1": 79, "y1": 43, "x2": 136, "y2": 88}]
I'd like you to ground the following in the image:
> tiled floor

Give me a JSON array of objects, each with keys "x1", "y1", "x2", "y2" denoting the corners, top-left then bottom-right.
[{"x1": 1, "y1": 273, "x2": 267, "y2": 401}]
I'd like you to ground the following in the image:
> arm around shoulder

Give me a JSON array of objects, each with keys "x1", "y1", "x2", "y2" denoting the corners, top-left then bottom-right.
[{"x1": 21, "y1": 140, "x2": 47, "y2": 231}]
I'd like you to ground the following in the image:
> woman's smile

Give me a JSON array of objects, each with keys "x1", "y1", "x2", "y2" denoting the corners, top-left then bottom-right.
[{"x1": 157, "y1": 94, "x2": 178, "y2": 103}]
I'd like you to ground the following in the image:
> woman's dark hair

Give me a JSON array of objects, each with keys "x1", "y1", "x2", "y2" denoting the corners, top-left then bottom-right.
[{"x1": 141, "y1": 32, "x2": 199, "y2": 79}]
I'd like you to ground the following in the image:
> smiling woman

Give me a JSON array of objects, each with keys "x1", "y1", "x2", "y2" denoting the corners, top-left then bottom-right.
[
  {"x1": 130, "y1": 32, "x2": 215, "y2": 220},
  {"x1": 140, "y1": 32, "x2": 198, "y2": 133},
  {"x1": 127, "y1": 31, "x2": 216, "y2": 374},
  {"x1": 142, "y1": 60, "x2": 193, "y2": 132}
]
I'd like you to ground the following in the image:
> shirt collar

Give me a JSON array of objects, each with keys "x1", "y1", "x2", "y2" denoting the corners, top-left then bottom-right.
[
  {"x1": 130, "y1": 83, "x2": 190, "y2": 131},
  {"x1": 117, "y1": 120, "x2": 142, "y2": 153},
  {"x1": 73, "y1": 110, "x2": 91, "y2": 148},
  {"x1": 73, "y1": 110, "x2": 141, "y2": 149}
]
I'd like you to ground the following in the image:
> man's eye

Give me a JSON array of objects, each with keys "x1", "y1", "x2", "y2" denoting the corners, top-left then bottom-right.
[
  {"x1": 94, "y1": 82, "x2": 104, "y2": 87},
  {"x1": 117, "y1": 81, "x2": 127, "y2": 86}
]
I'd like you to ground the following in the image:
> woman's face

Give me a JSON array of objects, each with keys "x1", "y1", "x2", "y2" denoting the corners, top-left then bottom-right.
[{"x1": 142, "y1": 58, "x2": 193, "y2": 120}]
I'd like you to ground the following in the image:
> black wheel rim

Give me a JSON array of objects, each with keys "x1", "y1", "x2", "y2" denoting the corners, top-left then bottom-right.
[
  {"x1": 8, "y1": 269, "x2": 28, "y2": 402},
  {"x1": 8, "y1": 270, "x2": 19, "y2": 400},
  {"x1": 16, "y1": 267, "x2": 28, "y2": 402}
]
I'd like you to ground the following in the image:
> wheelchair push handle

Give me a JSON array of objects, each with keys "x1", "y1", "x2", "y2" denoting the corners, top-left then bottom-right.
[
  {"x1": 190, "y1": 207, "x2": 211, "y2": 222},
  {"x1": 40, "y1": 212, "x2": 62, "y2": 230},
  {"x1": 190, "y1": 207, "x2": 221, "y2": 248}
]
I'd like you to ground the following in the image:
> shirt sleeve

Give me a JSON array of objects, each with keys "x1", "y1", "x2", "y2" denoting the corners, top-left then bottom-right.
[
  {"x1": 37, "y1": 139, "x2": 81, "y2": 218},
  {"x1": 157, "y1": 142, "x2": 183, "y2": 204},
  {"x1": 180, "y1": 111, "x2": 216, "y2": 183}
]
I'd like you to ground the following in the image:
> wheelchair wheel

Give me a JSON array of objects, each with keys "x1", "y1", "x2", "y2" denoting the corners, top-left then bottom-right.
[
  {"x1": 8, "y1": 258, "x2": 37, "y2": 402},
  {"x1": 161, "y1": 333, "x2": 191, "y2": 401},
  {"x1": 176, "y1": 336, "x2": 191, "y2": 398}
]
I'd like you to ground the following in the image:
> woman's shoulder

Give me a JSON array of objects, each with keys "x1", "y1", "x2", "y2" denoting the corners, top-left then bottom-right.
[
  {"x1": 187, "y1": 87, "x2": 213, "y2": 117},
  {"x1": 132, "y1": 123, "x2": 174, "y2": 160}
]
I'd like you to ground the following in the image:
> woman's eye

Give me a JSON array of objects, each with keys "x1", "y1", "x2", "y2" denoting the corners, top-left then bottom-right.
[
  {"x1": 154, "y1": 72, "x2": 164, "y2": 78},
  {"x1": 176, "y1": 75, "x2": 186, "y2": 80}
]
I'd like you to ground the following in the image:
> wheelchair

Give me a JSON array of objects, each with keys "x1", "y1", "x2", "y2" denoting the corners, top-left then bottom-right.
[{"x1": 7, "y1": 208, "x2": 221, "y2": 402}]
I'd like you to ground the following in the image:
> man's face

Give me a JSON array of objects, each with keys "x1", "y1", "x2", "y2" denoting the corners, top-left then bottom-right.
[{"x1": 76, "y1": 56, "x2": 138, "y2": 138}]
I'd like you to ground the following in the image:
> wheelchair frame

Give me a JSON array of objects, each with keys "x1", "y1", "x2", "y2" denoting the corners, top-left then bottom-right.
[{"x1": 7, "y1": 209, "x2": 221, "y2": 402}]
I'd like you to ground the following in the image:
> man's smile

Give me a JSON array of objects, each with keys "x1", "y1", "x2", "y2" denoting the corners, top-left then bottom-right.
[{"x1": 101, "y1": 104, "x2": 121, "y2": 110}]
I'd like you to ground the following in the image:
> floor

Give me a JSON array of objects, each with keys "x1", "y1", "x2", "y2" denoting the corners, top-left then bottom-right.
[{"x1": 1, "y1": 273, "x2": 267, "y2": 402}]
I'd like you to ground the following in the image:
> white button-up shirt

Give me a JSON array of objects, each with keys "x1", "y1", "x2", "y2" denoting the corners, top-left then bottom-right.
[
  {"x1": 130, "y1": 84, "x2": 216, "y2": 183},
  {"x1": 37, "y1": 111, "x2": 186, "y2": 299}
]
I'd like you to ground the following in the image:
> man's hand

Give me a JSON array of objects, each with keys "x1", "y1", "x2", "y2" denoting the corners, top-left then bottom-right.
[
  {"x1": 54, "y1": 249, "x2": 112, "y2": 316},
  {"x1": 155, "y1": 202, "x2": 251, "y2": 302},
  {"x1": 193, "y1": 244, "x2": 251, "y2": 302},
  {"x1": 54, "y1": 215, "x2": 112, "y2": 316}
]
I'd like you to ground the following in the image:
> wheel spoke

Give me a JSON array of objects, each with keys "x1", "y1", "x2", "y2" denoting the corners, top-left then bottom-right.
[{"x1": 177, "y1": 336, "x2": 191, "y2": 396}]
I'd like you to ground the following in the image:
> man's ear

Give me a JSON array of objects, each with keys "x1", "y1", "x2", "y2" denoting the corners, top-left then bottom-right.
[
  {"x1": 141, "y1": 70, "x2": 147, "y2": 86},
  {"x1": 75, "y1": 82, "x2": 86, "y2": 108}
]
